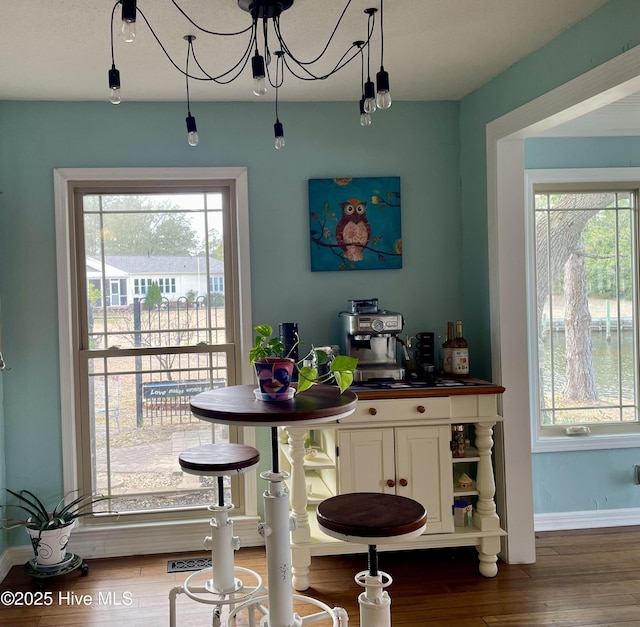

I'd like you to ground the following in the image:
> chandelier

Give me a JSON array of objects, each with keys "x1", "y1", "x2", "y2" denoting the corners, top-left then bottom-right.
[{"x1": 108, "y1": 0, "x2": 391, "y2": 149}]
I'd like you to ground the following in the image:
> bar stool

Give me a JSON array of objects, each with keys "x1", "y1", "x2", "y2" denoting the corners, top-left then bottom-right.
[
  {"x1": 317, "y1": 492, "x2": 427, "y2": 627},
  {"x1": 169, "y1": 443, "x2": 263, "y2": 627}
]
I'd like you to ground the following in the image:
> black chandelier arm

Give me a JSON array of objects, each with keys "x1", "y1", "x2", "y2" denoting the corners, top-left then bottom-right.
[
  {"x1": 185, "y1": 36, "x2": 193, "y2": 112},
  {"x1": 379, "y1": 0, "x2": 385, "y2": 66},
  {"x1": 272, "y1": 0, "x2": 355, "y2": 67},
  {"x1": 265, "y1": 50, "x2": 285, "y2": 90},
  {"x1": 169, "y1": 0, "x2": 253, "y2": 37},
  {"x1": 110, "y1": 1, "x2": 120, "y2": 65},
  {"x1": 134, "y1": 8, "x2": 256, "y2": 84},
  {"x1": 365, "y1": 9, "x2": 375, "y2": 80},
  {"x1": 279, "y1": 43, "x2": 363, "y2": 82},
  {"x1": 190, "y1": 35, "x2": 255, "y2": 85},
  {"x1": 272, "y1": 9, "x2": 375, "y2": 81}
]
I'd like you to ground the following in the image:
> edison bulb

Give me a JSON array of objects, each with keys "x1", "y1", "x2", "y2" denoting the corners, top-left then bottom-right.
[{"x1": 121, "y1": 20, "x2": 136, "y2": 43}]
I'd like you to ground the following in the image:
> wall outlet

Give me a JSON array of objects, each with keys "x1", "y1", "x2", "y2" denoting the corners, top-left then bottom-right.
[{"x1": 635, "y1": 465, "x2": 640, "y2": 485}]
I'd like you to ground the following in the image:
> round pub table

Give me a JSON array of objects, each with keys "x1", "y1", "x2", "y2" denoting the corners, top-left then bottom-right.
[{"x1": 190, "y1": 384, "x2": 357, "y2": 627}]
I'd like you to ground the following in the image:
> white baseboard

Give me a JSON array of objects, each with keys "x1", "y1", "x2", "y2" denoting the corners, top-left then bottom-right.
[
  {"x1": 0, "y1": 547, "x2": 20, "y2": 583},
  {"x1": 534, "y1": 507, "x2": 640, "y2": 531},
  {"x1": 0, "y1": 516, "x2": 264, "y2": 583}
]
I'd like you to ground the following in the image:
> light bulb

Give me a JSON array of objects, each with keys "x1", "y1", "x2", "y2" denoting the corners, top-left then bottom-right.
[
  {"x1": 121, "y1": 20, "x2": 136, "y2": 43},
  {"x1": 376, "y1": 68, "x2": 392, "y2": 109},
  {"x1": 253, "y1": 76, "x2": 267, "y2": 97},
  {"x1": 274, "y1": 120, "x2": 285, "y2": 150},
  {"x1": 376, "y1": 90, "x2": 392, "y2": 109},
  {"x1": 251, "y1": 53, "x2": 267, "y2": 96},
  {"x1": 108, "y1": 66, "x2": 121, "y2": 104},
  {"x1": 359, "y1": 98, "x2": 371, "y2": 126},
  {"x1": 186, "y1": 114, "x2": 198, "y2": 147},
  {"x1": 363, "y1": 80, "x2": 377, "y2": 114}
]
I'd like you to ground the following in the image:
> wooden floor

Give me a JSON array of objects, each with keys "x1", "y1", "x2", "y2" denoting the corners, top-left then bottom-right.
[{"x1": 1, "y1": 526, "x2": 639, "y2": 626}]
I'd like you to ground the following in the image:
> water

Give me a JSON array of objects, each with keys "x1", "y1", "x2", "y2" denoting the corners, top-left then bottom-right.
[{"x1": 540, "y1": 331, "x2": 635, "y2": 401}]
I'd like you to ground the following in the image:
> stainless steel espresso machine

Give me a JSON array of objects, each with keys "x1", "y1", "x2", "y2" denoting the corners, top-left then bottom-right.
[{"x1": 338, "y1": 299, "x2": 405, "y2": 382}]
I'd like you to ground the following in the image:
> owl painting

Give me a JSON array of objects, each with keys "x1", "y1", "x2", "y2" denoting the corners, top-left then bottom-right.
[
  {"x1": 336, "y1": 198, "x2": 371, "y2": 262},
  {"x1": 308, "y1": 176, "x2": 401, "y2": 272}
]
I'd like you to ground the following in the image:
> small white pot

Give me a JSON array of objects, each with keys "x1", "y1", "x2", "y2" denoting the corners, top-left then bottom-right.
[{"x1": 26, "y1": 521, "x2": 75, "y2": 566}]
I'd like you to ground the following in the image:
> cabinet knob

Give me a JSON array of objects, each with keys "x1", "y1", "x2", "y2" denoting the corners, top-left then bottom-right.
[
  {"x1": 386, "y1": 479, "x2": 395, "y2": 488},
  {"x1": 399, "y1": 478, "x2": 408, "y2": 487},
  {"x1": 368, "y1": 407, "x2": 378, "y2": 416},
  {"x1": 416, "y1": 405, "x2": 425, "y2": 413}
]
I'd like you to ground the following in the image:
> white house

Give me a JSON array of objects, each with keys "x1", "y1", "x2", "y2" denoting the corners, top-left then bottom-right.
[{"x1": 86, "y1": 256, "x2": 225, "y2": 307}]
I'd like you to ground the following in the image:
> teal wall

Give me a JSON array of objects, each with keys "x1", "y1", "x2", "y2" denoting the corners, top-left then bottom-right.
[
  {"x1": 0, "y1": 375, "x2": 5, "y2": 554},
  {"x1": 526, "y1": 137, "x2": 640, "y2": 169},
  {"x1": 460, "y1": 0, "x2": 640, "y2": 515},
  {"x1": 0, "y1": 99, "x2": 460, "y2": 539},
  {"x1": 525, "y1": 134, "x2": 640, "y2": 514},
  {"x1": 3, "y1": 0, "x2": 640, "y2": 548}
]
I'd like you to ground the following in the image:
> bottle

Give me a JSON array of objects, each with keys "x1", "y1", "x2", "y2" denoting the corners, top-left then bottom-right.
[
  {"x1": 451, "y1": 424, "x2": 466, "y2": 458},
  {"x1": 451, "y1": 320, "x2": 469, "y2": 375},
  {"x1": 442, "y1": 322, "x2": 454, "y2": 374}
]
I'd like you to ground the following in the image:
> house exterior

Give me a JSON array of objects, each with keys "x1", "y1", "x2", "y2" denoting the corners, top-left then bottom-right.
[{"x1": 86, "y1": 256, "x2": 225, "y2": 307}]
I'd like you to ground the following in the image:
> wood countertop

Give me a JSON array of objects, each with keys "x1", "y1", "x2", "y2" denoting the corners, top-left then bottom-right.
[{"x1": 348, "y1": 377, "x2": 505, "y2": 401}]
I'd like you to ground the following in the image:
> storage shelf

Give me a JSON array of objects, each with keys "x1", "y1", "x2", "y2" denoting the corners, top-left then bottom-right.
[
  {"x1": 451, "y1": 447, "x2": 479, "y2": 463},
  {"x1": 280, "y1": 445, "x2": 336, "y2": 470},
  {"x1": 453, "y1": 484, "x2": 478, "y2": 497}
]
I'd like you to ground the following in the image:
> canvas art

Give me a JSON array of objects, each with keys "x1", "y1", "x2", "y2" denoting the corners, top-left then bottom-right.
[{"x1": 308, "y1": 177, "x2": 402, "y2": 271}]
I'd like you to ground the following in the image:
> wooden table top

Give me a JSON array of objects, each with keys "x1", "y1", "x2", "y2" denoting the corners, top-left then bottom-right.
[
  {"x1": 349, "y1": 377, "x2": 505, "y2": 400},
  {"x1": 190, "y1": 384, "x2": 358, "y2": 427}
]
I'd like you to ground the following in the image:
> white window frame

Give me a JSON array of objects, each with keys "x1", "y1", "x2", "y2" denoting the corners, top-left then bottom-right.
[
  {"x1": 526, "y1": 168, "x2": 640, "y2": 453},
  {"x1": 53, "y1": 167, "x2": 258, "y2": 557}
]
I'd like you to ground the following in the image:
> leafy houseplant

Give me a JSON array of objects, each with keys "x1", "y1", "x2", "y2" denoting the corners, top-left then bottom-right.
[
  {"x1": 250, "y1": 324, "x2": 358, "y2": 397},
  {"x1": 1, "y1": 489, "x2": 112, "y2": 566}
]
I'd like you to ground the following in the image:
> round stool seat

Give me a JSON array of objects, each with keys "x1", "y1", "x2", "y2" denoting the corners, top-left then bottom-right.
[
  {"x1": 179, "y1": 443, "x2": 260, "y2": 477},
  {"x1": 317, "y1": 493, "x2": 427, "y2": 545}
]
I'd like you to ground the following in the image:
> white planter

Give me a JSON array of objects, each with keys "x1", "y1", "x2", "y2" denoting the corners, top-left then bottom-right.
[{"x1": 26, "y1": 521, "x2": 75, "y2": 566}]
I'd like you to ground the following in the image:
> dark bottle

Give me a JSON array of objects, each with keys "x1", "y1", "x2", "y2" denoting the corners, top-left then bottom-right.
[{"x1": 442, "y1": 321, "x2": 454, "y2": 374}]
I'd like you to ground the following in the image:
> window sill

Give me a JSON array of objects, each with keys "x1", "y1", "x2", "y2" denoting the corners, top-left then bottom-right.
[
  {"x1": 532, "y1": 432, "x2": 640, "y2": 453},
  {"x1": 67, "y1": 515, "x2": 263, "y2": 560}
]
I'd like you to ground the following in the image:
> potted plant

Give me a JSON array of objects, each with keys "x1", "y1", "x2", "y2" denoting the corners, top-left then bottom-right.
[
  {"x1": 1, "y1": 489, "x2": 112, "y2": 567},
  {"x1": 250, "y1": 324, "x2": 358, "y2": 400}
]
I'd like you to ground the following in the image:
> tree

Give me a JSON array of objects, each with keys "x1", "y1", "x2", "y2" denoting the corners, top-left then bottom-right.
[
  {"x1": 562, "y1": 236, "x2": 598, "y2": 401},
  {"x1": 144, "y1": 282, "x2": 162, "y2": 311},
  {"x1": 208, "y1": 228, "x2": 224, "y2": 261},
  {"x1": 535, "y1": 193, "x2": 612, "y2": 402},
  {"x1": 84, "y1": 196, "x2": 199, "y2": 256}
]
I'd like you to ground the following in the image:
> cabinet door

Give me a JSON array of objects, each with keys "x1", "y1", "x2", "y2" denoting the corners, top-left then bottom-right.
[
  {"x1": 337, "y1": 429, "x2": 395, "y2": 494},
  {"x1": 395, "y1": 426, "x2": 454, "y2": 534}
]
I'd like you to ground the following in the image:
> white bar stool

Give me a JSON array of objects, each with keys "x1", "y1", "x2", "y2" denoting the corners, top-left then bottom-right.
[
  {"x1": 317, "y1": 492, "x2": 427, "y2": 627},
  {"x1": 169, "y1": 443, "x2": 264, "y2": 627}
]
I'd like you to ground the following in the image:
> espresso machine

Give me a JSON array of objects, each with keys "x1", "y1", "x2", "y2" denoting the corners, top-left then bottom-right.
[{"x1": 338, "y1": 299, "x2": 405, "y2": 382}]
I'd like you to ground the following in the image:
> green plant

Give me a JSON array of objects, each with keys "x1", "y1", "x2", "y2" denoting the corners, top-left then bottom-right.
[
  {"x1": 1, "y1": 489, "x2": 112, "y2": 532},
  {"x1": 249, "y1": 324, "x2": 286, "y2": 362},
  {"x1": 249, "y1": 324, "x2": 358, "y2": 394}
]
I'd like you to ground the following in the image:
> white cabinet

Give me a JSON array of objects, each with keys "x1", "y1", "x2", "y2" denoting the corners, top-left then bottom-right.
[
  {"x1": 280, "y1": 386, "x2": 505, "y2": 592},
  {"x1": 338, "y1": 426, "x2": 453, "y2": 533}
]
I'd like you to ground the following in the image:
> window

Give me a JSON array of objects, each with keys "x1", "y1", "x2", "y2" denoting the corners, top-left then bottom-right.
[
  {"x1": 211, "y1": 276, "x2": 224, "y2": 293},
  {"x1": 55, "y1": 168, "x2": 254, "y2": 534},
  {"x1": 528, "y1": 170, "x2": 640, "y2": 449},
  {"x1": 158, "y1": 277, "x2": 176, "y2": 294}
]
